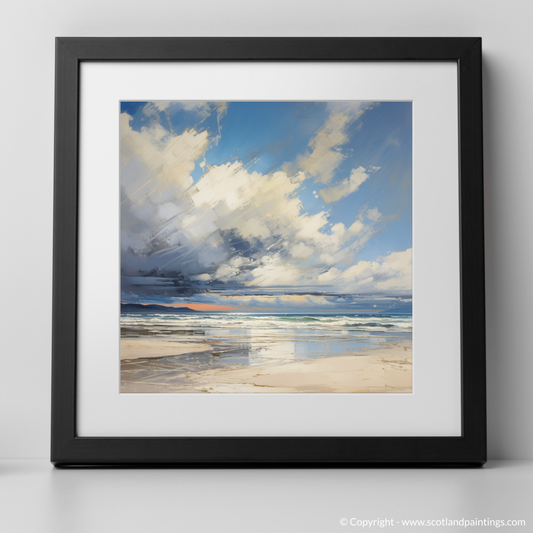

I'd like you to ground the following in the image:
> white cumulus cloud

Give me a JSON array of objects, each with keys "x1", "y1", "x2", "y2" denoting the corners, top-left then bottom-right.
[
  {"x1": 282, "y1": 102, "x2": 371, "y2": 184},
  {"x1": 319, "y1": 166, "x2": 370, "y2": 203}
]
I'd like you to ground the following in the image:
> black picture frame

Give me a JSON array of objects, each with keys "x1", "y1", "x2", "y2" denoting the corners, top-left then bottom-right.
[{"x1": 52, "y1": 37, "x2": 486, "y2": 466}]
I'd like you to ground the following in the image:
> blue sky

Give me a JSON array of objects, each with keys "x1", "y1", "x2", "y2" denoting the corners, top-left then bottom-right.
[{"x1": 120, "y1": 101, "x2": 412, "y2": 312}]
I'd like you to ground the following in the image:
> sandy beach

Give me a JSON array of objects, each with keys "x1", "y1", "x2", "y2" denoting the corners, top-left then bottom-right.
[
  {"x1": 120, "y1": 339, "x2": 411, "y2": 393},
  {"x1": 120, "y1": 339, "x2": 213, "y2": 361},
  {"x1": 188, "y1": 340, "x2": 411, "y2": 393}
]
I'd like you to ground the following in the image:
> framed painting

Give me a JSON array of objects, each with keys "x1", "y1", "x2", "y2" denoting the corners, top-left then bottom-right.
[{"x1": 52, "y1": 37, "x2": 486, "y2": 465}]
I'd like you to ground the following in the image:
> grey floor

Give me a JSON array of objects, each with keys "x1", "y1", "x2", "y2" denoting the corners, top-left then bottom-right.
[{"x1": 1, "y1": 460, "x2": 531, "y2": 532}]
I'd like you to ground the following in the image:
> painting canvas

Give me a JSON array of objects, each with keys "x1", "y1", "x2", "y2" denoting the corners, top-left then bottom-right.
[{"x1": 120, "y1": 101, "x2": 412, "y2": 393}]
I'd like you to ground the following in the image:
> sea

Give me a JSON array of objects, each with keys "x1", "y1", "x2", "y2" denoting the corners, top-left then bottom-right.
[{"x1": 121, "y1": 312, "x2": 412, "y2": 364}]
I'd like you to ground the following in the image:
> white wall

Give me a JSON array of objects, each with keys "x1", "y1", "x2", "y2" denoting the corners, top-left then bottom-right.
[{"x1": 1, "y1": 0, "x2": 531, "y2": 459}]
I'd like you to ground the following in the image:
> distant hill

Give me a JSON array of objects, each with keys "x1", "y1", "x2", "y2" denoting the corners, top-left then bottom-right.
[{"x1": 121, "y1": 303, "x2": 199, "y2": 313}]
